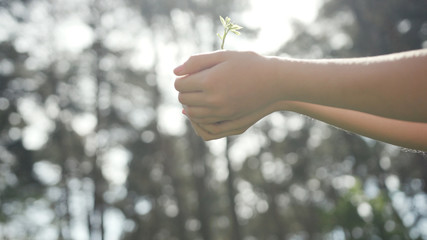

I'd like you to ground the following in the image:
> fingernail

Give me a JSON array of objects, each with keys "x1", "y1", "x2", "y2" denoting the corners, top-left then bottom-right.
[
  {"x1": 174, "y1": 64, "x2": 184, "y2": 74},
  {"x1": 182, "y1": 109, "x2": 187, "y2": 115}
]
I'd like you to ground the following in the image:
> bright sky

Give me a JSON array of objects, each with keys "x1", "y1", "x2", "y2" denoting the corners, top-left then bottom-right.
[{"x1": 231, "y1": 0, "x2": 323, "y2": 53}]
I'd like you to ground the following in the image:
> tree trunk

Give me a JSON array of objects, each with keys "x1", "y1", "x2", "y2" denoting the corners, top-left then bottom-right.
[
  {"x1": 225, "y1": 138, "x2": 242, "y2": 240},
  {"x1": 162, "y1": 138, "x2": 189, "y2": 240},
  {"x1": 189, "y1": 129, "x2": 212, "y2": 240}
]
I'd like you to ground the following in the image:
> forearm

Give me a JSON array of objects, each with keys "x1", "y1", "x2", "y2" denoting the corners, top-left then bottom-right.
[
  {"x1": 273, "y1": 49, "x2": 427, "y2": 122},
  {"x1": 284, "y1": 101, "x2": 427, "y2": 151}
]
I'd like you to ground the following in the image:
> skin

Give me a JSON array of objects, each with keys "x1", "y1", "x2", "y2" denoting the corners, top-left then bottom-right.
[
  {"x1": 186, "y1": 101, "x2": 427, "y2": 151},
  {"x1": 286, "y1": 102, "x2": 427, "y2": 151},
  {"x1": 174, "y1": 49, "x2": 427, "y2": 151}
]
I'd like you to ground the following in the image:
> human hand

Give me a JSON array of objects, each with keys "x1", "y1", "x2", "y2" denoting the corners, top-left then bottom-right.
[
  {"x1": 185, "y1": 101, "x2": 284, "y2": 141},
  {"x1": 174, "y1": 51, "x2": 282, "y2": 124}
]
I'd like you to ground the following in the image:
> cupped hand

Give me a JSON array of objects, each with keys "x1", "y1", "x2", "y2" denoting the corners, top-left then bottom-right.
[
  {"x1": 174, "y1": 51, "x2": 282, "y2": 124},
  {"x1": 185, "y1": 101, "x2": 285, "y2": 141}
]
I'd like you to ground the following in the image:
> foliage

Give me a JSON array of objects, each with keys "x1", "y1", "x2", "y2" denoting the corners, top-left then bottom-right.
[
  {"x1": 0, "y1": 0, "x2": 426, "y2": 240},
  {"x1": 217, "y1": 16, "x2": 243, "y2": 50}
]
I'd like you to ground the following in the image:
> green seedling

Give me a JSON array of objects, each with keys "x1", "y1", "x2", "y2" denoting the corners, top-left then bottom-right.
[{"x1": 217, "y1": 16, "x2": 243, "y2": 50}]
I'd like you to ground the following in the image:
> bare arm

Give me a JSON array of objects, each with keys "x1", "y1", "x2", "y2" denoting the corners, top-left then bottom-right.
[
  {"x1": 190, "y1": 101, "x2": 427, "y2": 151},
  {"x1": 175, "y1": 49, "x2": 427, "y2": 149},
  {"x1": 275, "y1": 49, "x2": 427, "y2": 122},
  {"x1": 284, "y1": 102, "x2": 427, "y2": 151},
  {"x1": 175, "y1": 49, "x2": 427, "y2": 124}
]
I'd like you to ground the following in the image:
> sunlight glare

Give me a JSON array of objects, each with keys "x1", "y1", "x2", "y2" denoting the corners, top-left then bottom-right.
[
  {"x1": 102, "y1": 147, "x2": 131, "y2": 185},
  {"x1": 33, "y1": 161, "x2": 62, "y2": 185},
  {"x1": 54, "y1": 17, "x2": 94, "y2": 54},
  {"x1": 18, "y1": 97, "x2": 54, "y2": 150},
  {"x1": 157, "y1": 105, "x2": 187, "y2": 136},
  {"x1": 235, "y1": 0, "x2": 323, "y2": 53},
  {"x1": 71, "y1": 113, "x2": 97, "y2": 136}
]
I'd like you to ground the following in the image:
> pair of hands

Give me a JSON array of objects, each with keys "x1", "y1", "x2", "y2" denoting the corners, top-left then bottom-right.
[
  {"x1": 174, "y1": 51, "x2": 286, "y2": 140},
  {"x1": 174, "y1": 50, "x2": 427, "y2": 150}
]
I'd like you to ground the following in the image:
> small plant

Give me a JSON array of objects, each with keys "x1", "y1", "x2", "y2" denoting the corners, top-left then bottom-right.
[{"x1": 217, "y1": 16, "x2": 243, "y2": 50}]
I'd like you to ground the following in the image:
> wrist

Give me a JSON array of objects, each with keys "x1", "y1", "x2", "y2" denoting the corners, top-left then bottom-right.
[
  {"x1": 267, "y1": 56, "x2": 300, "y2": 103},
  {"x1": 273, "y1": 100, "x2": 300, "y2": 112}
]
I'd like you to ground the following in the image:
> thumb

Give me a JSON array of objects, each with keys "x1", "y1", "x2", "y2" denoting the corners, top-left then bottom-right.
[{"x1": 174, "y1": 51, "x2": 227, "y2": 76}]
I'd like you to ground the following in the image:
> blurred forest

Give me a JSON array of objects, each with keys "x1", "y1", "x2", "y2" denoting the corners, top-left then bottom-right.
[{"x1": 0, "y1": 0, "x2": 427, "y2": 239}]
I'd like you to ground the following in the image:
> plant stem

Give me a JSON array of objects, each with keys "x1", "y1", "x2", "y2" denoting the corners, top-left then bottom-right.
[{"x1": 221, "y1": 29, "x2": 229, "y2": 50}]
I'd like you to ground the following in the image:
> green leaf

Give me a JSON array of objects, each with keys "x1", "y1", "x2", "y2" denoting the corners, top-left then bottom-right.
[
  {"x1": 231, "y1": 30, "x2": 241, "y2": 35},
  {"x1": 231, "y1": 25, "x2": 243, "y2": 30},
  {"x1": 220, "y1": 16, "x2": 226, "y2": 27},
  {"x1": 218, "y1": 15, "x2": 243, "y2": 50}
]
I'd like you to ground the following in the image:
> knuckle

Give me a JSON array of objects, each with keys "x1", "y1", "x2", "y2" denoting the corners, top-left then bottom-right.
[
  {"x1": 185, "y1": 108, "x2": 194, "y2": 118},
  {"x1": 187, "y1": 55, "x2": 196, "y2": 62},
  {"x1": 218, "y1": 50, "x2": 231, "y2": 59},
  {"x1": 186, "y1": 55, "x2": 198, "y2": 66},
  {"x1": 174, "y1": 79, "x2": 180, "y2": 90},
  {"x1": 178, "y1": 93, "x2": 185, "y2": 104}
]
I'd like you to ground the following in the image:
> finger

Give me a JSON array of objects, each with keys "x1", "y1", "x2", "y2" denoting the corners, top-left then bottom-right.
[
  {"x1": 184, "y1": 106, "x2": 217, "y2": 119},
  {"x1": 185, "y1": 105, "x2": 247, "y2": 124},
  {"x1": 174, "y1": 73, "x2": 205, "y2": 93},
  {"x1": 196, "y1": 108, "x2": 269, "y2": 135},
  {"x1": 198, "y1": 121, "x2": 248, "y2": 136},
  {"x1": 188, "y1": 120, "x2": 202, "y2": 137},
  {"x1": 174, "y1": 51, "x2": 226, "y2": 76},
  {"x1": 184, "y1": 106, "x2": 235, "y2": 124},
  {"x1": 183, "y1": 108, "x2": 224, "y2": 123},
  {"x1": 190, "y1": 121, "x2": 246, "y2": 141},
  {"x1": 202, "y1": 127, "x2": 247, "y2": 141},
  {"x1": 199, "y1": 121, "x2": 237, "y2": 135},
  {"x1": 188, "y1": 116, "x2": 226, "y2": 124},
  {"x1": 178, "y1": 92, "x2": 208, "y2": 106}
]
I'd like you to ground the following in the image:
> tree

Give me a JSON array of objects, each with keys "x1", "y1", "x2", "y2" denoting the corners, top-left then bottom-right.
[
  {"x1": 0, "y1": 0, "x2": 248, "y2": 239},
  {"x1": 1, "y1": 0, "x2": 426, "y2": 239}
]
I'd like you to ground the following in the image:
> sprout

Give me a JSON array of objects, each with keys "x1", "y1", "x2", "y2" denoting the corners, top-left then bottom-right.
[{"x1": 217, "y1": 16, "x2": 243, "y2": 50}]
